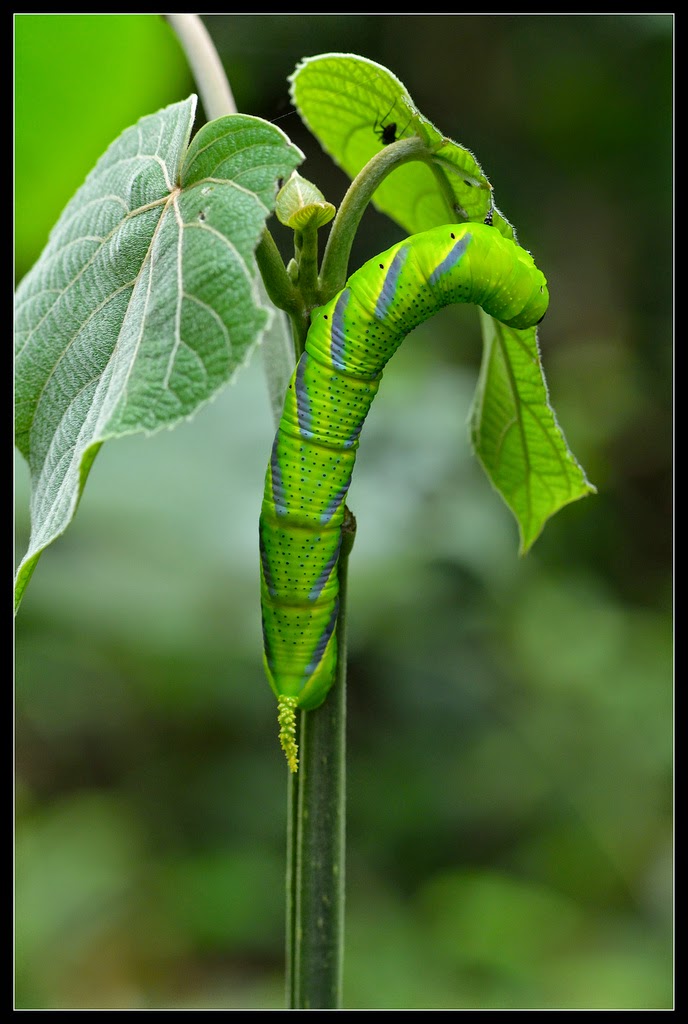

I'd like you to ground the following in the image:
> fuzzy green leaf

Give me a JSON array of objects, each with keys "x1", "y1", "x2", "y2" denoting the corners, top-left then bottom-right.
[
  {"x1": 14, "y1": 95, "x2": 303, "y2": 610},
  {"x1": 289, "y1": 51, "x2": 502, "y2": 234}
]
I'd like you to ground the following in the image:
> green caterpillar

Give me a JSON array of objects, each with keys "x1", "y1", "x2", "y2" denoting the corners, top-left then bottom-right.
[{"x1": 259, "y1": 223, "x2": 549, "y2": 770}]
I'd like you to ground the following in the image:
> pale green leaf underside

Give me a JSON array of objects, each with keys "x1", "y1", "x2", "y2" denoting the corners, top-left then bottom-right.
[
  {"x1": 290, "y1": 54, "x2": 495, "y2": 234},
  {"x1": 291, "y1": 53, "x2": 594, "y2": 549},
  {"x1": 289, "y1": 52, "x2": 514, "y2": 238},
  {"x1": 14, "y1": 95, "x2": 303, "y2": 609}
]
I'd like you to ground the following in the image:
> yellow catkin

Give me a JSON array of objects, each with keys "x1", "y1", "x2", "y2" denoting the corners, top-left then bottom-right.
[{"x1": 277, "y1": 694, "x2": 299, "y2": 773}]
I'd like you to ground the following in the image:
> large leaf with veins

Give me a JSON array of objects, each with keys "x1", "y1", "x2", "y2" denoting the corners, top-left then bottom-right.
[{"x1": 14, "y1": 94, "x2": 303, "y2": 609}]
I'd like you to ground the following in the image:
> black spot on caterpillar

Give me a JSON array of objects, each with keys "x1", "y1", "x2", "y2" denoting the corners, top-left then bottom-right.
[{"x1": 259, "y1": 222, "x2": 549, "y2": 770}]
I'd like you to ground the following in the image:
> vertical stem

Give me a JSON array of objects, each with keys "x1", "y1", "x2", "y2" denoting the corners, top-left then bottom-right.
[
  {"x1": 164, "y1": 15, "x2": 237, "y2": 119},
  {"x1": 288, "y1": 509, "x2": 356, "y2": 1009},
  {"x1": 285, "y1": 750, "x2": 299, "y2": 1007}
]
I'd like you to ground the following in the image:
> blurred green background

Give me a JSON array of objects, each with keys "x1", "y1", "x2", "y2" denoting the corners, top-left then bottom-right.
[{"x1": 14, "y1": 14, "x2": 673, "y2": 1010}]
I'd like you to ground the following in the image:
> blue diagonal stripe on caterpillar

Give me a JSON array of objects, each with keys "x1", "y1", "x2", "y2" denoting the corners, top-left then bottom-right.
[{"x1": 260, "y1": 222, "x2": 549, "y2": 770}]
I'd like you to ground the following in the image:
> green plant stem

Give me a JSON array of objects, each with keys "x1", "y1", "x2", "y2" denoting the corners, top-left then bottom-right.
[
  {"x1": 318, "y1": 135, "x2": 428, "y2": 299},
  {"x1": 293, "y1": 223, "x2": 322, "y2": 314},
  {"x1": 285, "y1": 754, "x2": 299, "y2": 1007},
  {"x1": 255, "y1": 230, "x2": 309, "y2": 357},
  {"x1": 164, "y1": 15, "x2": 237, "y2": 119},
  {"x1": 288, "y1": 509, "x2": 356, "y2": 1009},
  {"x1": 255, "y1": 230, "x2": 303, "y2": 317}
]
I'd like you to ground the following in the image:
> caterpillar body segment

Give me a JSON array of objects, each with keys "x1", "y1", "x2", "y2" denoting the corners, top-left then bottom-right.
[{"x1": 259, "y1": 223, "x2": 549, "y2": 769}]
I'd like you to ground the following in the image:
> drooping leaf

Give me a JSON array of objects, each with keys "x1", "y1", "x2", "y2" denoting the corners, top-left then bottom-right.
[
  {"x1": 290, "y1": 53, "x2": 594, "y2": 548},
  {"x1": 472, "y1": 312, "x2": 596, "y2": 554},
  {"x1": 14, "y1": 95, "x2": 303, "y2": 610}
]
